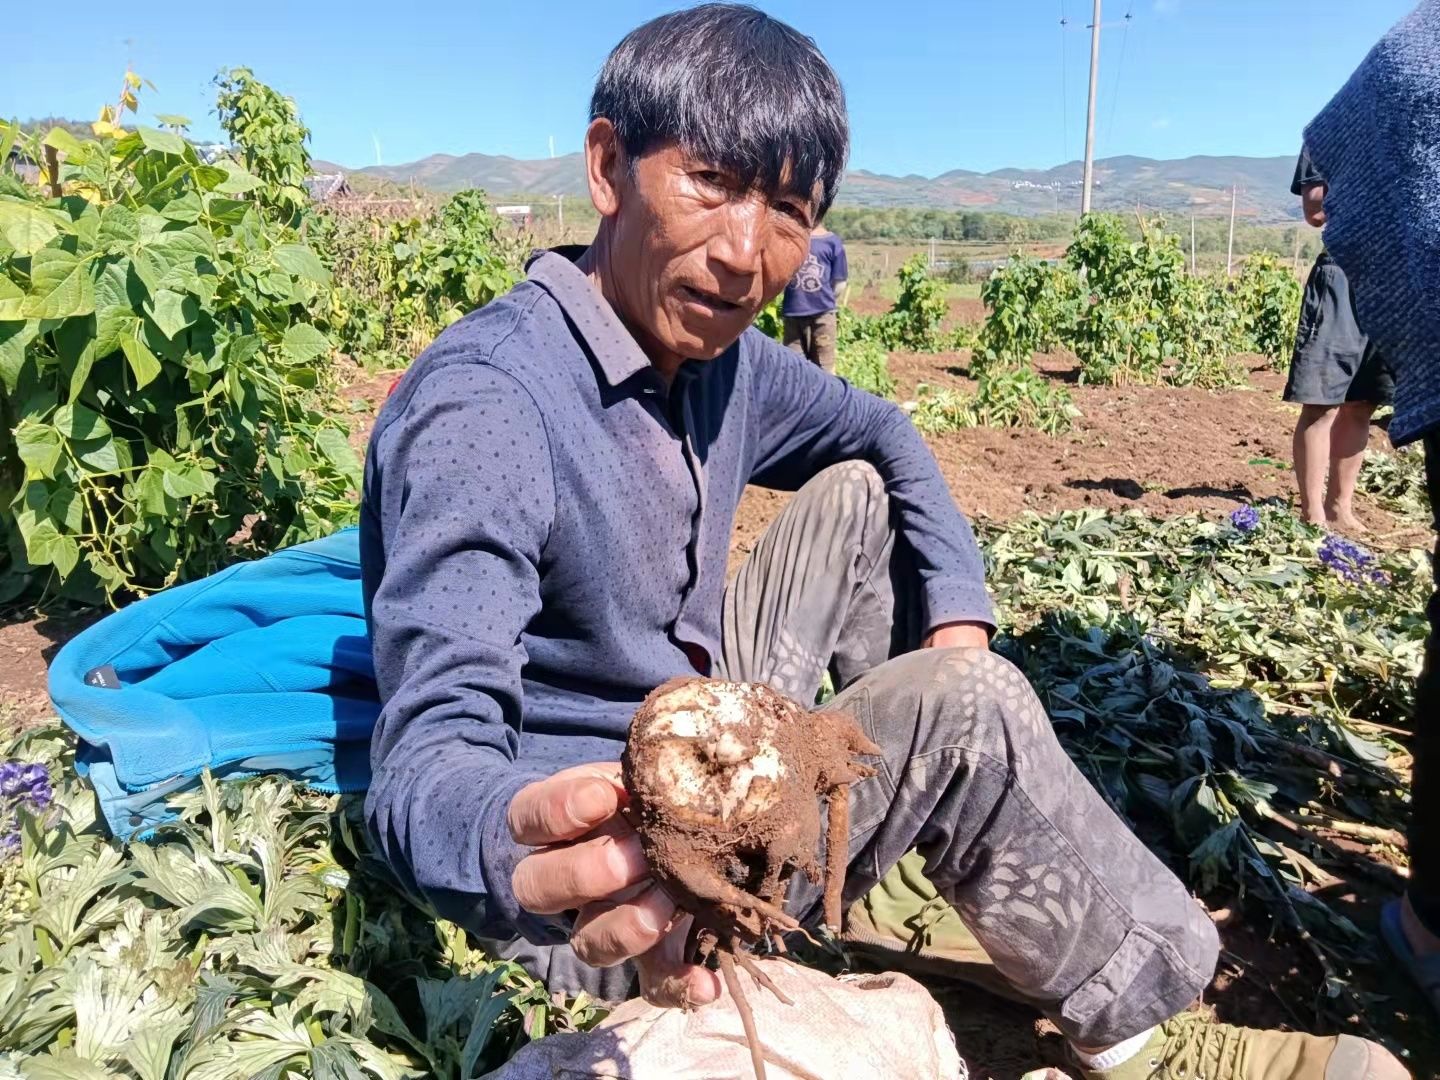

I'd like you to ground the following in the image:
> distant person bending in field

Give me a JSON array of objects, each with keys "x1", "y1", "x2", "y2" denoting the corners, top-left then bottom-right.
[
  {"x1": 1304, "y1": 0, "x2": 1440, "y2": 1019},
  {"x1": 1285, "y1": 146, "x2": 1394, "y2": 532},
  {"x1": 781, "y1": 224, "x2": 847, "y2": 373}
]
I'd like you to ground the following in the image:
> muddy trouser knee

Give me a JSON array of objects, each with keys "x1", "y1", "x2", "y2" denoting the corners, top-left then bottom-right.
[{"x1": 719, "y1": 460, "x2": 1218, "y2": 1047}]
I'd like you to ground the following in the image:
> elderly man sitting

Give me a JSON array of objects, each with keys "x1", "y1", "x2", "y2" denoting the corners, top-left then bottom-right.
[{"x1": 359, "y1": 6, "x2": 1406, "y2": 1078}]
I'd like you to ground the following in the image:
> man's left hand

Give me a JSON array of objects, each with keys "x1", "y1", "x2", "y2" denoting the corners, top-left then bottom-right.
[{"x1": 922, "y1": 621, "x2": 990, "y2": 650}]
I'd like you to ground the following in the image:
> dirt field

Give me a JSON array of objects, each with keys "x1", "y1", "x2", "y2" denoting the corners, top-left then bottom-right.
[{"x1": 2, "y1": 337, "x2": 1433, "y2": 1078}]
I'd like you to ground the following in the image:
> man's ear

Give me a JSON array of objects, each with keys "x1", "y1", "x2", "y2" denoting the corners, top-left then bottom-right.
[{"x1": 585, "y1": 118, "x2": 625, "y2": 219}]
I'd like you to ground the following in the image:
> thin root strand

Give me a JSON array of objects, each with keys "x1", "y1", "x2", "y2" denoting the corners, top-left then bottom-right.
[{"x1": 718, "y1": 949, "x2": 767, "y2": 1080}]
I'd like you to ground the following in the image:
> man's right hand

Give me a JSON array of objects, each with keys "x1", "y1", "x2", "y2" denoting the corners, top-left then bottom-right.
[{"x1": 507, "y1": 763, "x2": 723, "y2": 1007}]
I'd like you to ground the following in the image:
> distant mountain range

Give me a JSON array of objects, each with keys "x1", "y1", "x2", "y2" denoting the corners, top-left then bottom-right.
[{"x1": 312, "y1": 151, "x2": 1304, "y2": 223}]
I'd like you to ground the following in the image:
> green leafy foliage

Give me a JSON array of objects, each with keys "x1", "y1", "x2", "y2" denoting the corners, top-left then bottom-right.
[
  {"x1": 834, "y1": 339, "x2": 895, "y2": 399},
  {"x1": 1232, "y1": 252, "x2": 1303, "y2": 366},
  {"x1": 0, "y1": 87, "x2": 359, "y2": 605},
  {"x1": 0, "y1": 732, "x2": 605, "y2": 1078},
  {"x1": 214, "y1": 68, "x2": 312, "y2": 228},
  {"x1": 1066, "y1": 215, "x2": 1236, "y2": 387},
  {"x1": 974, "y1": 253, "x2": 1077, "y2": 374},
  {"x1": 969, "y1": 367, "x2": 1078, "y2": 434},
  {"x1": 978, "y1": 216, "x2": 1299, "y2": 390},
  {"x1": 909, "y1": 371, "x2": 1078, "y2": 437},
  {"x1": 882, "y1": 255, "x2": 948, "y2": 351},
  {"x1": 1358, "y1": 448, "x2": 1432, "y2": 526},
  {"x1": 752, "y1": 296, "x2": 783, "y2": 342},
  {"x1": 316, "y1": 193, "x2": 521, "y2": 370},
  {"x1": 988, "y1": 506, "x2": 1425, "y2": 1005}
]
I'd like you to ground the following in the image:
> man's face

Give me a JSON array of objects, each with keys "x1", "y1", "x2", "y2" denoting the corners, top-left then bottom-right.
[{"x1": 598, "y1": 140, "x2": 816, "y2": 362}]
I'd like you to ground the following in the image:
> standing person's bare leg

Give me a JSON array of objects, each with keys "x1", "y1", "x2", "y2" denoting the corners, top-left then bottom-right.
[
  {"x1": 1293, "y1": 404, "x2": 1338, "y2": 526},
  {"x1": 1325, "y1": 401, "x2": 1376, "y2": 532}
]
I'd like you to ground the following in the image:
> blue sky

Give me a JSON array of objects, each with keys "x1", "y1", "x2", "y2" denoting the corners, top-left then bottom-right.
[{"x1": 6, "y1": 0, "x2": 1415, "y2": 176}]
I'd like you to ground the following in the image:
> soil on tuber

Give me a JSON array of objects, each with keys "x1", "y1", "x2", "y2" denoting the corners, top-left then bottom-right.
[{"x1": 621, "y1": 676, "x2": 881, "y2": 1080}]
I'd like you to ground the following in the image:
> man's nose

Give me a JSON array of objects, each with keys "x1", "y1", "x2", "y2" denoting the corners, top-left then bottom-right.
[{"x1": 709, "y1": 197, "x2": 766, "y2": 277}]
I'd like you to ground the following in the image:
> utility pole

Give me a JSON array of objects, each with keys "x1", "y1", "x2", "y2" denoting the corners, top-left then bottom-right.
[
  {"x1": 1226, "y1": 185, "x2": 1237, "y2": 276},
  {"x1": 1081, "y1": 0, "x2": 1102, "y2": 215},
  {"x1": 556, "y1": 194, "x2": 564, "y2": 233},
  {"x1": 1190, "y1": 215, "x2": 1197, "y2": 274}
]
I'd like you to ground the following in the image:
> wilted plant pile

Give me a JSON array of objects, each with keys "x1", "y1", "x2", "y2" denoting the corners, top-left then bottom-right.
[
  {"x1": 987, "y1": 505, "x2": 1426, "y2": 1017},
  {"x1": 0, "y1": 733, "x2": 605, "y2": 1079}
]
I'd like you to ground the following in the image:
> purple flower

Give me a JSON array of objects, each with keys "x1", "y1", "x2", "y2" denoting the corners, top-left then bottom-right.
[
  {"x1": 1230, "y1": 506, "x2": 1261, "y2": 533},
  {"x1": 0, "y1": 830, "x2": 18, "y2": 858},
  {"x1": 0, "y1": 763, "x2": 22, "y2": 798},
  {"x1": 1318, "y1": 534, "x2": 1389, "y2": 586}
]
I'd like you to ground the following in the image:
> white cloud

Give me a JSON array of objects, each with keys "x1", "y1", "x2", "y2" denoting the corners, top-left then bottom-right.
[{"x1": 1151, "y1": 116, "x2": 1172, "y2": 129}]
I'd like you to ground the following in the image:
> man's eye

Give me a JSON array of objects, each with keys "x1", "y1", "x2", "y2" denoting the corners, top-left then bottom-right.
[{"x1": 696, "y1": 171, "x2": 727, "y2": 188}]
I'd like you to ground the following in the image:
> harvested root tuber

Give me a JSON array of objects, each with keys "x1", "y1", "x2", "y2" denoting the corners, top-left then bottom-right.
[{"x1": 621, "y1": 676, "x2": 881, "y2": 1080}]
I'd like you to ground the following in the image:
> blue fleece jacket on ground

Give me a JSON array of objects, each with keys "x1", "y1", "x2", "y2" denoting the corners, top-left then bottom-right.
[
  {"x1": 47, "y1": 528, "x2": 374, "y2": 839},
  {"x1": 1304, "y1": 0, "x2": 1440, "y2": 445}
]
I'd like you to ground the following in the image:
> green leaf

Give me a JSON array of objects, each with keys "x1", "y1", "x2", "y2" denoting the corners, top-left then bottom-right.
[
  {"x1": 0, "y1": 199, "x2": 61, "y2": 255},
  {"x1": 134, "y1": 228, "x2": 212, "y2": 296},
  {"x1": 0, "y1": 319, "x2": 38, "y2": 392},
  {"x1": 42, "y1": 127, "x2": 85, "y2": 159},
  {"x1": 76, "y1": 434, "x2": 124, "y2": 474},
  {"x1": 121, "y1": 334, "x2": 162, "y2": 388},
  {"x1": 20, "y1": 1050, "x2": 117, "y2": 1080},
  {"x1": 21, "y1": 517, "x2": 79, "y2": 576},
  {"x1": 137, "y1": 125, "x2": 187, "y2": 156},
  {"x1": 212, "y1": 160, "x2": 263, "y2": 194},
  {"x1": 204, "y1": 198, "x2": 251, "y2": 227},
  {"x1": 48, "y1": 483, "x2": 84, "y2": 533},
  {"x1": 273, "y1": 243, "x2": 330, "y2": 285},
  {"x1": 0, "y1": 273, "x2": 24, "y2": 314},
  {"x1": 281, "y1": 323, "x2": 331, "y2": 365},
  {"x1": 22, "y1": 248, "x2": 95, "y2": 319},
  {"x1": 14, "y1": 419, "x2": 62, "y2": 479},
  {"x1": 162, "y1": 462, "x2": 216, "y2": 499},
  {"x1": 147, "y1": 289, "x2": 199, "y2": 340},
  {"x1": 54, "y1": 402, "x2": 112, "y2": 440},
  {"x1": 316, "y1": 427, "x2": 362, "y2": 485},
  {"x1": 98, "y1": 204, "x2": 140, "y2": 248}
]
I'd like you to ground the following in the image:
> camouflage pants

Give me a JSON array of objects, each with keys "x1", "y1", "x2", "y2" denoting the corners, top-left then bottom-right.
[{"x1": 501, "y1": 461, "x2": 1219, "y2": 1047}]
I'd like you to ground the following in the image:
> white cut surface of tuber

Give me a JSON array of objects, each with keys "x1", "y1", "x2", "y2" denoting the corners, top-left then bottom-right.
[{"x1": 638, "y1": 680, "x2": 787, "y2": 824}]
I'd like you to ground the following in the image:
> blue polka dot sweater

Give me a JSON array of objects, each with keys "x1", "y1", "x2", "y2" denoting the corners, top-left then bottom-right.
[{"x1": 359, "y1": 249, "x2": 993, "y2": 944}]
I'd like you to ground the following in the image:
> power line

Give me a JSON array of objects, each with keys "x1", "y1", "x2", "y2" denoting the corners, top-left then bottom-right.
[{"x1": 1103, "y1": 6, "x2": 1134, "y2": 150}]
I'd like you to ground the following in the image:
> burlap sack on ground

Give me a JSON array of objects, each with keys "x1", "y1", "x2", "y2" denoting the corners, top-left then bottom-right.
[{"x1": 483, "y1": 962, "x2": 967, "y2": 1080}]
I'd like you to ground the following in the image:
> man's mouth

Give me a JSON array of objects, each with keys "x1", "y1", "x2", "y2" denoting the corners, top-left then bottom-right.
[{"x1": 679, "y1": 284, "x2": 745, "y2": 314}]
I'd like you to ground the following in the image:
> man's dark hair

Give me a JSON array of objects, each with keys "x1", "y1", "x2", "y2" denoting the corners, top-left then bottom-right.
[{"x1": 590, "y1": 4, "x2": 849, "y2": 217}]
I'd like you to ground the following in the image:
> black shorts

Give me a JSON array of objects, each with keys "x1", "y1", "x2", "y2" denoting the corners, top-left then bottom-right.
[
  {"x1": 1284, "y1": 342, "x2": 1395, "y2": 406},
  {"x1": 1283, "y1": 252, "x2": 1395, "y2": 406}
]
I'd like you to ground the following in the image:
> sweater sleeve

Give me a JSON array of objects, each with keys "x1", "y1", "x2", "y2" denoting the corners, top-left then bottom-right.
[
  {"x1": 745, "y1": 331, "x2": 995, "y2": 633},
  {"x1": 1304, "y1": 0, "x2": 1440, "y2": 445},
  {"x1": 360, "y1": 362, "x2": 565, "y2": 945}
]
